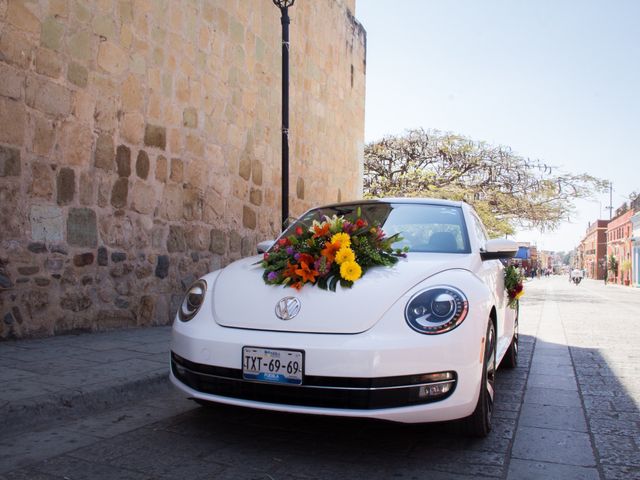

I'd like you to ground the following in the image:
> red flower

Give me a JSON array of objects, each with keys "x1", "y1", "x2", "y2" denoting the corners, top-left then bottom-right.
[
  {"x1": 313, "y1": 223, "x2": 330, "y2": 238},
  {"x1": 278, "y1": 238, "x2": 290, "y2": 247},
  {"x1": 295, "y1": 226, "x2": 303, "y2": 236},
  {"x1": 263, "y1": 253, "x2": 269, "y2": 261},
  {"x1": 356, "y1": 218, "x2": 367, "y2": 228}
]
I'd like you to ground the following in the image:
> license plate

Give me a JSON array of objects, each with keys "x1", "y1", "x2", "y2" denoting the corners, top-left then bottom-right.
[{"x1": 242, "y1": 347, "x2": 303, "y2": 385}]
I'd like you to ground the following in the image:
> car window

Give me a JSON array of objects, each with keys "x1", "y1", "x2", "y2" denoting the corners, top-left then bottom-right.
[
  {"x1": 470, "y1": 213, "x2": 488, "y2": 249},
  {"x1": 285, "y1": 203, "x2": 471, "y2": 254}
]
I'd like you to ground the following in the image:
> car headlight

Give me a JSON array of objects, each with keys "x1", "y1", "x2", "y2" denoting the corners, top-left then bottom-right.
[
  {"x1": 405, "y1": 286, "x2": 468, "y2": 334},
  {"x1": 179, "y1": 279, "x2": 207, "y2": 322}
]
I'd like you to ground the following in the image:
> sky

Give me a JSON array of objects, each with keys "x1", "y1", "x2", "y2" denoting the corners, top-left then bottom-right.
[{"x1": 356, "y1": 0, "x2": 639, "y2": 252}]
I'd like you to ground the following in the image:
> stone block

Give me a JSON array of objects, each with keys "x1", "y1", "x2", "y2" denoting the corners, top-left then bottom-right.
[
  {"x1": 0, "y1": 62, "x2": 24, "y2": 99},
  {"x1": 94, "y1": 93, "x2": 118, "y2": 131},
  {"x1": 185, "y1": 225, "x2": 209, "y2": 251},
  {"x1": 136, "y1": 150, "x2": 149, "y2": 179},
  {"x1": 32, "y1": 115, "x2": 56, "y2": 156},
  {"x1": 203, "y1": 186, "x2": 224, "y2": 223},
  {"x1": 111, "y1": 252, "x2": 126, "y2": 262},
  {"x1": 97, "y1": 41, "x2": 127, "y2": 74},
  {"x1": 67, "y1": 208, "x2": 98, "y2": 247},
  {"x1": 0, "y1": 97, "x2": 26, "y2": 145},
  {"x1": 238, "y1": 155, "x2": 251, "y2": 180},
  {"x1": 93, "y1": 15, "x2": 117, "y2": 39},
  {"x1": 249, "y1": 188, "x2": 262, "y2": 206},
  {"x1": 79, "y1": 170, "x2": 95, "y2": 205},
  {"x1": 144, "y1": 124, "x2": 166, "y2": 149},
  {"x1": 67, "y1": 62, "x2": 88, "y2": 87},
  {"x1": 111, "y1": 177, "x2": 129, "y2": 208},
  {"x1": 155, "y1": 255, "x2": 169, "y2": 278},
  {"x1": 97, "y1": 246, "x2": 108, "y2": 266},
  {"x1": 251, "y1": 159, "x2": 263, "y2": 186},
  {"x1": 160, "y1": 183, "x2": 182, "y2": 220},
  {"x1": 155, "y1": 155, "x2": 167, "y2": 182},
  {"x1": 170, "y1": 157, "x2": 183, "y2": 182},
  {"x1": 73, "y1": 252, "x2": 95, "y2": 267},
  {"x1": 17, "y1": 266, "x2": 40, "y2": 276},
  {"x1": 6, "y1": 1, "x2": 40, "y2": 33},
  {"x1": 183, "y1": 186, "x2": 203, "y2": 221},
  {"x1": 44, "y1": 256, "x2": 63, "y2": 270},
  {"x1": 30, "y1": 205, "x2": 64, "y2": 243},
  {"x1": 59, "y1": 120, "x2": 93, "y2": 166},
  {"x1": 120, "y1": 112, "x2": 145, "y2": 144},
  {"x1": 60, "y1": 293, "x2": 92, "y2": 312},
  {"x1": 121, "y1": 73, "x2": 143, "y2": 111},
  {"x1": 25, "y1": 76, "x2": 72, "y2": 117},
  {"x1": 28, "y1": 242, "x2": 48, "y2": 253},
  {"x1": 41, "y1": 17, "x2": 65, "y2": 51},
  {"x1": 0, "y1": 29, "x2": 33, "y2": 69},
  {"x1": 0, "y1": 145, "x2": 20, "y2": 176},
  {"x1": 167, "y1": 225, "x2": 186, "y2": 252},
  {"x1": 296, "y1": 177, "x2": 305, "y2": 200},
  {"x1": 29, "y1": 161, "x2": 53, "y2": 199},
  {"x1": 116, "y1": 145, "x2": 131, "y2": 177},
  {"x1": 210, "y1": 229, "x2": 226, "y2": 255},
  {"x1": 56, "y1": 167, "x2": 75, "y2": 205},
  {"x1": 229, "y1": 231, "x2": 241, "y2": 253},
  {"x1": 243, "y1": 205, "x2": 256, "y2": 230},
  {"x1": 68, "y1": 30, "x2": 93, "y2": 62},
  {"x1": 94, "y1": 133, "x2": 114, "y2": 170},
  {"x1": 183, "y1": 107, "x2": 197, "y2": 128},
  {"x1": 131, "y1": 181, "x2": 155, "y2": 214}
]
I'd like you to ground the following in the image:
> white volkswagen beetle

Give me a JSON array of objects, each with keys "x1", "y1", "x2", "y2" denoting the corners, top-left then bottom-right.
[{"x1": 170, "y1": 198, "x2": 519, "y2": 437}]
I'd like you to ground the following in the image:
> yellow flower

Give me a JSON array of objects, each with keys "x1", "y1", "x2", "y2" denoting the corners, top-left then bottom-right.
[
  {"x1": 331, "y1": 232, "x2": 351, "y2": 248},
  {"x1": 340, "y1": 260, "x2": 362, "y2": 282},
  {"x1": 335, "y1": 246, "x2": 355, "y2": 265},
  {"x1": 515, "y1": 288, "x2": 525, "y2": 300}
]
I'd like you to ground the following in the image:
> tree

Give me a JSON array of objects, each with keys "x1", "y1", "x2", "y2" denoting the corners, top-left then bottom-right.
[{"x1": 364, "y1": 129, "x2": 608, "y2": 237}]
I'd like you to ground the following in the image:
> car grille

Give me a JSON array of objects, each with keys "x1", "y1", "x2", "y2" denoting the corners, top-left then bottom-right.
[{"x1": 171, "y1": 352, "x2": 456, "y2": 410}]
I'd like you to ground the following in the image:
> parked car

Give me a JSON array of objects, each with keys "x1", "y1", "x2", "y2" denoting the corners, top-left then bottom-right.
[{"x1": 170, "y1": 198, "x2": 519, "y2": 437}]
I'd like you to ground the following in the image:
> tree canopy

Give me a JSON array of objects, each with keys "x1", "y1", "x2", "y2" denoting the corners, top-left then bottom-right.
[{"x1": 364, "y1": 129, "x2": 608, "y2": 237}]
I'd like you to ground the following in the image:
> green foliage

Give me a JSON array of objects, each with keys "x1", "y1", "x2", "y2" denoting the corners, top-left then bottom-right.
[
  {"x1": 364, "y1": 129, "x2": 608, "y2": 237},
  {"x1": 608, "y1": 254, "x2": 619, "y2": 274}
]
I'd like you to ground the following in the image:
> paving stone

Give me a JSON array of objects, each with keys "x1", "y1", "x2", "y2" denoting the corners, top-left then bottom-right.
[
  {"x1": 527, "y1": 373, "x2": 578, "y2": 390},
  {"x1": 506, "y1": 459, "x2": 599, "y2": 480},
  {"x1": 512, "y1": 426, "x2": 595, "y2": 466},
  {"x1": 523, "y1": 386, "x2": 582, "y2": 407},
  {"x1": 518, "y1": 403, "x2": 587, "y2": 432}
]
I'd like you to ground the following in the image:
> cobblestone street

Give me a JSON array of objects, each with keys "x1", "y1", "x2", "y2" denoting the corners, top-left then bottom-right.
[{"x1": 1, "y1": 276, "x2": 639, "y2": 479}]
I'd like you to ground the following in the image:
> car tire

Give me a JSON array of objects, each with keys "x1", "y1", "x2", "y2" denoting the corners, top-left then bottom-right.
[
  {"x1": 465, "y1": 320, "x2": 496, "y2": 438},
  {"x1": 501, "y1": 305, "x2": 518, "y2": 369}
]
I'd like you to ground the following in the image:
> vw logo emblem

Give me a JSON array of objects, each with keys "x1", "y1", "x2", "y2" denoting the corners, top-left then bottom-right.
[{"x1": 275, "y1": 297, "x2": 301, "y2": 320}]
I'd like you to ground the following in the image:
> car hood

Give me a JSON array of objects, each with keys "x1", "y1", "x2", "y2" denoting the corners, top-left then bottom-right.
[{"x1": 211, "y1": 253, "x2": 474, "y2": 334}]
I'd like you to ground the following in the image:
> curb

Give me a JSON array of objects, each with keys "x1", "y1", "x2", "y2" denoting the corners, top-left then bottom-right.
[{"x1": 1, "y1": 370, "x2": 171, "y2": 438}]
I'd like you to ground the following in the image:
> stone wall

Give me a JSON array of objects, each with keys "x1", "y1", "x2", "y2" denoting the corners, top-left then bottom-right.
[{"x1": 0, "y1": 0, "x2": 366, "y2": 338}]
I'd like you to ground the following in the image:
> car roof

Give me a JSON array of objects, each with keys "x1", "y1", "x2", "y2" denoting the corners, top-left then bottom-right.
[{"x1": 318, "y1": 197, "x2": 468, "y2": 209}]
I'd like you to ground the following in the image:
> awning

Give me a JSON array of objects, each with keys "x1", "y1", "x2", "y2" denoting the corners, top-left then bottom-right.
[{"x1": 514, "y1": 247, "x2": 530, "y2": 259}]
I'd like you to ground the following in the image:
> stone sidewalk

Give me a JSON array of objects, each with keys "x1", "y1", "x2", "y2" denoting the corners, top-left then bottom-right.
[{"x1": 0, "y1": 326, "x2": 171, "y2": 436}]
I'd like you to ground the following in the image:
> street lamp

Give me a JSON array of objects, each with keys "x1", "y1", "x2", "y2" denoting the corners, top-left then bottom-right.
[{"x1": 273, "y1": 0, "x2": 295, "y2": 230}]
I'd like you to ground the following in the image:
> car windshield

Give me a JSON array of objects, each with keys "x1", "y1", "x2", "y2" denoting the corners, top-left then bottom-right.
[{"x1": 283, "y1": 202, "x2": 471, "y2": 254}]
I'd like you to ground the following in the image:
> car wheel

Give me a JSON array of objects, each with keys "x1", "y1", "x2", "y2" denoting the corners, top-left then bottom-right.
[
  {"x1": 501, "y1": 305, "x2": 518, "y2": 369},
  {"x1": 465, "y1": 320, "x2": 496, "y2": 437}
]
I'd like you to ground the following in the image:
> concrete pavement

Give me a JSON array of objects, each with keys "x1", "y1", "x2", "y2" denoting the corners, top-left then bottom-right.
[{"x1": 0, "y1": 326, "x2": 172, "y2": 436}]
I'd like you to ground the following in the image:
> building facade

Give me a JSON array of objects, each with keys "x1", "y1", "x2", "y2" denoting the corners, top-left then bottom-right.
[
  {"x1": 0, "y1": 0, "x2": 366, "y2": 338},
  {"x1": 579, "y1": 220, "x2": 608, "y2": 280},
  {"x1": 632, "y1": 211, "x2": 640, "y2": 288},
  {"x1": 606, "y1": 206, "x2": 635, "y2": 285}
]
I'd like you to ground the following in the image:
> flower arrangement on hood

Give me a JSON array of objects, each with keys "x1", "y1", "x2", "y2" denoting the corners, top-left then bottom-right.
[
  {"x1": 260, "y1": 212, "x2": 406, "y2": 291},
  {"x1": 504, "y1": 265, "x2": 524, "y2": 309}
]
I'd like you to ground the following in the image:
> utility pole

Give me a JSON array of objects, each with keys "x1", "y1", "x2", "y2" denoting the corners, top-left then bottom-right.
[
  {"x1": 272, "y1": 0, "x2": 295, "y2": 230},
  {"x1": 605, "y1": 181, "x2": 613, "y2": 219}
]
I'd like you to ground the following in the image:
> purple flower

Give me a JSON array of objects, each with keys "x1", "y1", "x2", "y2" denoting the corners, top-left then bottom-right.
[
  {"x1": 294, "y1": 253, "x2": 301, "y2": 261},
  {"x1": 267, "y1": 271, "x2": 278, "y2": 282},
  {"x1": 286, "y1": 246, "x2": 295, "y2": 256}
]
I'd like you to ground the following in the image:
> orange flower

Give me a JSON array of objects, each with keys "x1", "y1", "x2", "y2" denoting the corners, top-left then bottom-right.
[
  {"x1": 283, "y1": 261, "x2": 299, "y2": 280},
  {"x1": 291, "y1": 281, "x2": 304, "y2": 290},
  {"x1": 313, "y1": 223, "x2": 330, "y2": 238},
  {"x1": 298, "y1": 253, "x2": 315, "y2": 266},
  {"x1": 321, "y1": 241, "x2": 341, "y2": 262},
  {"x1": 295, "y1": 261, "x2": 319, "y2": 284}
]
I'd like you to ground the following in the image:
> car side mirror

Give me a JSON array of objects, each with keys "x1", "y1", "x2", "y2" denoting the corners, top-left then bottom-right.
[
  {"x1": 480, "y1": 238, "x2": 519, "y2": 261},
  {"x1": 256, "y1": 240, "x2": 275, "y2": 254}
]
